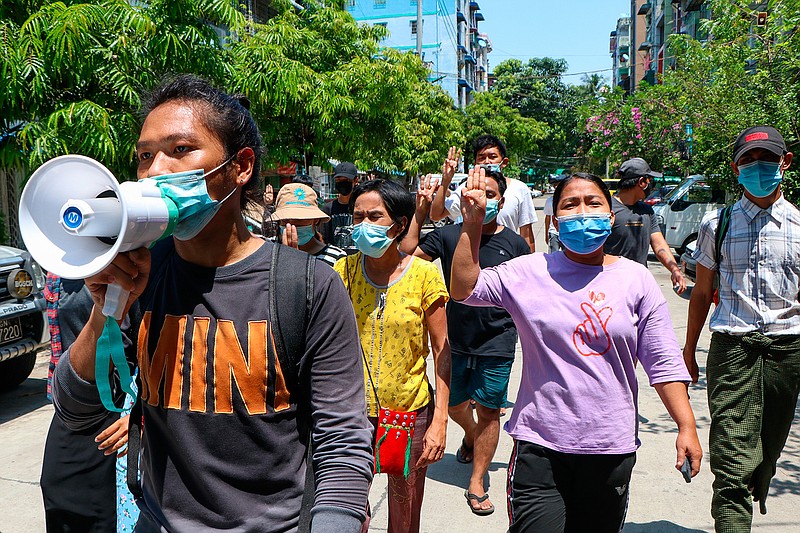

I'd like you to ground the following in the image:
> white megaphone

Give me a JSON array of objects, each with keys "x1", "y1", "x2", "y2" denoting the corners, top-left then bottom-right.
[{"x1": 19, "y1": 155, "x2": 177, "y2": 320}]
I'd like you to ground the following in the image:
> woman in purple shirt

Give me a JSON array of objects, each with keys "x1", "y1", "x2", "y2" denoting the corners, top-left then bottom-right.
[{"x1": 450, "y1": 169, "x2": 703, "y2": 533}]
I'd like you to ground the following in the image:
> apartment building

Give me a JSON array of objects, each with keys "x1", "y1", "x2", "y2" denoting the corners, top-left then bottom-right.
[
  {"x1": 626, "y1": 0, "x2": 711, "y2": 92},
  {"x1": 609, "y1": 16, "x2": 632, "y2": 94},
  {"x1": 346, "y1": 0, "x2": 491, "y2": 108}
]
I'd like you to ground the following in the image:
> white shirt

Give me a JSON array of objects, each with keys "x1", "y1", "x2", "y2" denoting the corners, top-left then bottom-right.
[
  {"x1": 543, "y1": 195, "x2": 554, "y2": 217},
  {"x1": 544, "y1": 196, "x2": 558, "y2": 237},
  {"x1": 444, "y1": 177, "x2": 538, "y2": 232},
  {"x1": 694, "y1": 194, "x2": 800, "y2": 335}
]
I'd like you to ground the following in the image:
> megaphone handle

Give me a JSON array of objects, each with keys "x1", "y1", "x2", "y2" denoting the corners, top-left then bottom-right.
[{"x1": 102, "y1": 283, "x2": 128, "y2": 321}]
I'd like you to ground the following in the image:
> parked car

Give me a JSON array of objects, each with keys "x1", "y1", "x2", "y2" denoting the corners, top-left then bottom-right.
[
  {"x1": 644, "y1": 185, "x2": 677, "y2": 206},
  {"x1": 0, "y1": 245, "x2": 49, "y2": 391},
  {"x1": 528, "y1": 186, "x2": 543, "y2": 198},
  {"x1": 654, "y1": 175, "x2": 725, "y2": 254}
]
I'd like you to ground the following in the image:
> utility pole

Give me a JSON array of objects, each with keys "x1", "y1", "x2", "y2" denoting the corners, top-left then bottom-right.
[{"x1": 416, "y1": 0, "x2": 423, "y2": 57}]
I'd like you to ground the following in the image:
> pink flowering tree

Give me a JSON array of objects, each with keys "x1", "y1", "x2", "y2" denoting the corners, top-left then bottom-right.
[{"x1": 578, "y1": 84, "x2": 688, "y2": 177}]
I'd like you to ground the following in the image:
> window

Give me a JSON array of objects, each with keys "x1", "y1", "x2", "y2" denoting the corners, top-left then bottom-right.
[
  {"x1": 347, "y1": 0, "x2": 356, "y2": 7},
  {"x1": 374, "y1": 0, "x2": 386, "y2": 8},
  {"x1": 410, "y1": 0, "x2": 418, "y2": 5},
  {"x1": 374, "y1": 22, "x2": 387, "y2": 29},
  {"x1": 410, "y1": 19, "x2": 418, "y2": 35}
]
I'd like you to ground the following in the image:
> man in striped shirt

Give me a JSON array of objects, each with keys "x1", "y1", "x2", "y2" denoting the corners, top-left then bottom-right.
[{"x1": 683, "y1": 126, "x2": 799, "y2": 533}]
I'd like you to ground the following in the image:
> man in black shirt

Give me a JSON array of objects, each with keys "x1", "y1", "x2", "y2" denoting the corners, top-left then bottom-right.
[
  {"x1": 321, "y1": 162, "x2": 358, "y2": 253},
  {"x1": 50, "y1": 76, "x2": 372, "y2": 533},
  {"x1": 402, "y1": 170, "x2": 530, "y2": 516},
  {"x1": 604, "y1": 157, "x2": 687, "y2": 293}
]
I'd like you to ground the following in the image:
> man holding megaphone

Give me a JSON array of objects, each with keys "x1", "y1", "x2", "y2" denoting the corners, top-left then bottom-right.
[{"x1": 31, "y1": 75, "x2": 373, "y2": 533}]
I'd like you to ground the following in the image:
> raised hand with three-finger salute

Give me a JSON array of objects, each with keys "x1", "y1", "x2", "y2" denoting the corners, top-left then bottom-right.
[
  {"x1": 281, "y1": 222, "x2": 299, "y2": 249},
  {"x1": 460, "y1": 164, "x2": 488, "y2": 227},
  {"x1": 417, "y1": 173, "x2": 439, "y2": 209},
  {"x1": 442, "y1": 146, "x2": 461, "y2": 185}
]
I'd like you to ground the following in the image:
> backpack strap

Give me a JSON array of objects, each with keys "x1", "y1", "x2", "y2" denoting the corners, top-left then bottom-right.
[
  {"x1": 126, "y1": 376, "x2": 144, "y2": 500},
  {"x1": 270, "y1": 243, "x2": 315, "y2": 391},
  {"x1": 711, "y1": 205, "x2": 733, "y2": 304},
  {"x1": 714, "y1": 205, "x2": 733, "y2": 269},
  {"x1": 270, "y1": 243, "x2": 316, "y2": 533}
]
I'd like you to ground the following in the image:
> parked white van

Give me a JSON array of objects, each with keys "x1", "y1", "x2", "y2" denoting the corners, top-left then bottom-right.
[{"x1": 654, "y1": 175, "x2": 726, "y2": 254}]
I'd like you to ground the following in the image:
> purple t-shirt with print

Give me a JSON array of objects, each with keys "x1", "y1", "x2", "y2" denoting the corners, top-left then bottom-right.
[{"x1": 463, "y1": 252, "x2": 690, "y2": 454}]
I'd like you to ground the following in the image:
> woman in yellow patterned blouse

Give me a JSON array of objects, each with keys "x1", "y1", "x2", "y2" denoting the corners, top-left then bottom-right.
[{"x1": 334, "y1": 179, "x2": 451, "y2": 533}]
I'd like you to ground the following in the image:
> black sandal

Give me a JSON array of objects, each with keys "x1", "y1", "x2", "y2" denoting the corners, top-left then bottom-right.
[
  {"x1": 456, "y1": 438, "x2": 473, "y2": 464},
  {"x1": 464, "y1": 490, "x2": 495, "y2": 516}
]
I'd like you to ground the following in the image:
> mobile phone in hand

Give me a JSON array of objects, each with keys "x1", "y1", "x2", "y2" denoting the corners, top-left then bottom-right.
[{"x1": 681, "y1": 457, "x2": 692, "y2": 483}]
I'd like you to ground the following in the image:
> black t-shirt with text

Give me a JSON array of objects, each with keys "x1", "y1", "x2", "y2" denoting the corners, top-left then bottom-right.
[
  {"x1": 604, "y1": 197, "x2": 660, "y2": 265},
  {"x1": 419, "y1": 224, "x2": 530, "y2": 358}
]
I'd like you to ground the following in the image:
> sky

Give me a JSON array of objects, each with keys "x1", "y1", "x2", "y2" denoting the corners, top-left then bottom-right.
[{"x1": 479, "y1": 0, "x2": 632, "y2": 85}]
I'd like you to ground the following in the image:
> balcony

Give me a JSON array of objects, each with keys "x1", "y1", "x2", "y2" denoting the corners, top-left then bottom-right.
[
  {"x1": 638, "y1": 40, "x2": 652, "y2": 51},
  {"x1": 475, "y1": 11, "x2": 484, "y2": 22},
  {"x1": 457, "y1": 44, "x2": 468, "y2": 53},
  {"x1": 457, "y1": 11, "x2": 466, "y2": 23},
  {"x1": 464, "y1": 54, "x2": 476, "y2": 64},
  {"x1": 638, "y1": 2, "x2": 651, "y2": 15},
  {"x1": 458, "y1": 78, "x2": 474, "y2": 91},
  {"x1": 469, "y1": 1, "x2": 479, "y2": 10}
]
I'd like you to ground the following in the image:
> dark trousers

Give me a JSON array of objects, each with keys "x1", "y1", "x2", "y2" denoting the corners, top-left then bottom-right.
[
  {"x1": 41, "y1": 412, "x2": 118, "y2": 533},
  {"x1": 707, "y1": 332, "x2": 800, "y2": 533},
  {"x1": 507, "y1": 440, "x2": 636, "y2": 533}
]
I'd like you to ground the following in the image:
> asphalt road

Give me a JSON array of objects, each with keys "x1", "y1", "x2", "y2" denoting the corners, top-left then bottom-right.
[{"x1": 1, "y1": 196, "x2": 798, "y2": 533}]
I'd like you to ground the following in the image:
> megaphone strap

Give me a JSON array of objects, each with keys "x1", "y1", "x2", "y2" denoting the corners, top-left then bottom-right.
[{"x1": 96, "y1": 316, "x2": 137, "y2": 412}]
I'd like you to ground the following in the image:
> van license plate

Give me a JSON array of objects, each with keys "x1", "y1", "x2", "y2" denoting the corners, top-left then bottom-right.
[{"x1": 0, "y1": 317, "x2": 23, "y2": 345}]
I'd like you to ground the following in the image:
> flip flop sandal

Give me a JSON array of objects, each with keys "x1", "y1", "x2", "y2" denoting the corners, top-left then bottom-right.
[
  {"x1": 456, "y1": 438, "x2": 473, "y2": 464},
  {"x1": 464, "y1": 490, "x2": 495, "y2": 516}
]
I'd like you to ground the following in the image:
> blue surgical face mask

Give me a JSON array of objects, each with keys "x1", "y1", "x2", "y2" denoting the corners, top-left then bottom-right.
[
  {"x1": 140, "y1": 155, "x2": 236, "y2": 241},
  {"x1": 737, "y1": 159, "x2": 783, "y2": 198},
  {"x1": 484, "y1": 199, "x2": 500, "y2": 224},
  {"x1": 352, "y1": 221, "x2": 396, "y2": 258},
  {"x1": 294, "y1": 225, "x2": 316, "y2": 246},
  {"x1": 557, "y1": 213, "x2": 612, "y2": 255}
]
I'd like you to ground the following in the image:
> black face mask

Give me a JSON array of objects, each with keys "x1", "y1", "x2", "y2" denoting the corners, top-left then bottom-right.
[
  {"x1": 642, "y1": 179, "x2": 653, "y2": 197},
  {"x1": 335, "y1": 180, "x2": 354, "y2": 196}
]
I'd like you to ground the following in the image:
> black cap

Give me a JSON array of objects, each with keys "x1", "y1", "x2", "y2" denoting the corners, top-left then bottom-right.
[
  {"x1": 617, "y1": 157, "x2": 663, "y2": 180},
  {"x1": 732, "y1": 126, "x2": 787, "y2": 163},
  {"x1": 333, "y1": 162, "x2": 358, "y2": 180}
]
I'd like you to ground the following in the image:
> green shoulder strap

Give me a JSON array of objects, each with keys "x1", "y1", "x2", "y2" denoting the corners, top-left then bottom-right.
[{"x1": 714, "y1": 205, "x2": 733, "y2": 270}]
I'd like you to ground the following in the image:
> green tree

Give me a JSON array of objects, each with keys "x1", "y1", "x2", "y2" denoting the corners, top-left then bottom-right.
[
  {"x1": 1, "y1": 0, "x2": 239, "y2": 178},
  {"x1": 229, "y1": 1, "x2": 462, "y2": 177},
  {"x1": 1, "y1": 0, "x2": 465, "y2": 244},
  {"x1": 576, "y1": 73, "x2": 608, "y2": 100},
  {"x1": 491, "y1": 57, "x2": 583, "y2": 162},
  {"x1": 462, "y1": 91, "x2": 547, "y2": 178}
]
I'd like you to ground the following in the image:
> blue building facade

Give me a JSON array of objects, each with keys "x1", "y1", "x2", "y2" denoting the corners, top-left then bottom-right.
[{"x1": 346, "y1": 0, "x2": 491, "y2": 109}]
